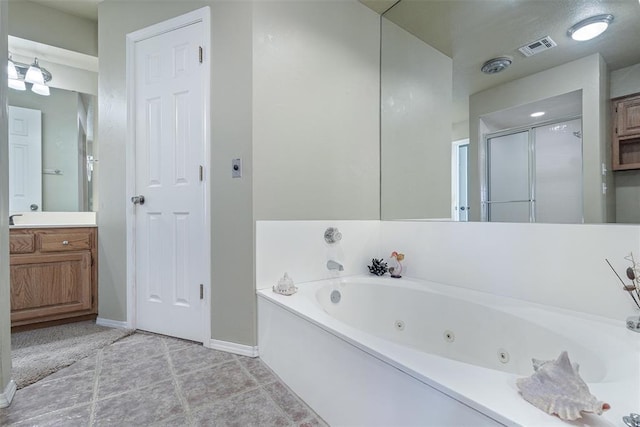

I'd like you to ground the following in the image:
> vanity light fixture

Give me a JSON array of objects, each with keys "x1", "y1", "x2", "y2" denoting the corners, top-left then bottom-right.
[
  {"x1": 7, "y1": 55, "x2": 52, "y2": 96},
  {"x1": 530, "y1": 111, "x2": 546, "y2": 118},
  {"x1": 567, "y1": 14, "x2": 614, "y2": 41},
  {"x1": 7, "y1": 55, "x2": 25, "y2": 91}
]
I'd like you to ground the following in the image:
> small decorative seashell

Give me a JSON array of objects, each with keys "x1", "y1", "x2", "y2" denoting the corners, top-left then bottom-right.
[
  {"x1": 516, "y1": 351, "x2": 610, "y2": 421},
  {"x1": 626, "y1": 267, "x2": 636, "y2": 281},
  {"x1": 273, "y1": 272, "x2": 297, "y2": 296}
]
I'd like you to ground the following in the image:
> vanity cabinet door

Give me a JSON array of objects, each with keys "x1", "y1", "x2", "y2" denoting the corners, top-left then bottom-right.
[
  {"x1": 612, "y1": 93, "x2": 640, "y2": 171},
  {"x1": 616, "y1": 94, "x2": 640, "y2": 137},
  {"x1": 10, "y1": 252, "x2": 92, "y2": 325}
]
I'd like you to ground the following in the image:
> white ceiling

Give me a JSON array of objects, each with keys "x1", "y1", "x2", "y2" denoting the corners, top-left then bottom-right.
[{"x1": 371, "y1": 0, "x2": 640, "y2": 126}]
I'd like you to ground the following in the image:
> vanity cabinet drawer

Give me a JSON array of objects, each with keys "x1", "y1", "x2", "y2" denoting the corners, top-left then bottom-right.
[
  {"x1": 40, "y1": 232, "x2": 91, "y2": 252},
  {"x1": 10, "y1": 234, "x2": 35, "y2": 254}
]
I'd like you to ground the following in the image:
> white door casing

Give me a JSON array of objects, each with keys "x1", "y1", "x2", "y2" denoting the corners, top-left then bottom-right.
[
  {"x1": 9, "y1": 106, "x2": 42, "y2": 213},
  {"x1": 126, "y1": 8, "x2": 211, "y2": 343}
]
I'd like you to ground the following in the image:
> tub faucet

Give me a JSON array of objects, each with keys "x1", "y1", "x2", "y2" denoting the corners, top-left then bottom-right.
[{"x1": 327, "y1": 260, "x2": 344, "y2": 271}]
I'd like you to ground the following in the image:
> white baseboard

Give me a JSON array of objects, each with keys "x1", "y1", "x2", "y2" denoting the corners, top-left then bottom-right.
[
  {"x1": 0, "y1": 380, "x2": 16, "y2": 408},
  {"x1": 96, "y1": 317, "x2": 131, "y2": 329},
  {"x1": 208, "y1": 339, "x2": 258, "y2": 357}
]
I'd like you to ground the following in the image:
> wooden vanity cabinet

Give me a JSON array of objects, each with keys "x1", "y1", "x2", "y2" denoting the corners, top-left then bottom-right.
[
  {"x1": 612, "y1": 93, "x2": 640, "y2": 170},
  {"x1": 9, "y1": 227, "x2": 98, "y2": 330}
]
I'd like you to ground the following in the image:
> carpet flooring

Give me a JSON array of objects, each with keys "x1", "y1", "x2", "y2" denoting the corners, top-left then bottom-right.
[{"x1": 11, "y1": 321, "x2": 134, "y2": 389}]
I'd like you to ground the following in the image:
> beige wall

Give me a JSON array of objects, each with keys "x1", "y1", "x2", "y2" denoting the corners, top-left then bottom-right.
[
  {"x1": 98, "y1": 1, "x2": 379, "y2": 346},
  {"x1": 380, "y1": 17, "x2": 452, "y2": 220},
  {"x1": 611, "y1": 63, "x2": 640, "y2": 99},
  {"x1": 210, "y1": 2, "x2": 254, "y2": 345},
  {"x1": 252, "y1": 1, "x2": 380, "y2": 220},
  {"x1": 1, "y1": 0, "x2": 14, "y2": 404},
  {"x1": 469, "y1": 54, "x2": 611, "y2": 223},
  {"x1": 8, "y1": 0, "x2": 97, "y2": 56}
]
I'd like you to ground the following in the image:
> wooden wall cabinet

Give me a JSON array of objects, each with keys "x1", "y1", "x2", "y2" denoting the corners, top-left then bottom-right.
[
  {"x1": 9, "y1": 227, "x2": 98, "y2": 330},
  {"x1": 612, "y1": 93, "x2": 640, "y2": 170}
]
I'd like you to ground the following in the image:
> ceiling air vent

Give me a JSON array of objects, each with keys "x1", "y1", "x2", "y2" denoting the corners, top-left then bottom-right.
[{"x1": 518, "y1": 36, "x2": 557, "y2": 57}]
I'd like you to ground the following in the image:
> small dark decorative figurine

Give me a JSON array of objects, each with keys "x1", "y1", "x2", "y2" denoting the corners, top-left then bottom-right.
[{"x1": 368, "y1": 258, "x2": 388, "y2": 276}]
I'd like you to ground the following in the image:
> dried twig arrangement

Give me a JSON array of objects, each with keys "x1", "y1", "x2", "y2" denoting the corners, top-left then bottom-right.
[{"x1": 605, "y1": 253, "x2": 640, "y2": 309}]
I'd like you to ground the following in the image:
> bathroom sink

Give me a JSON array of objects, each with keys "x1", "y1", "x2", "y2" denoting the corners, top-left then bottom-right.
[{"x1": 9, "y1": 212, "x2": 97, "y2": 228}]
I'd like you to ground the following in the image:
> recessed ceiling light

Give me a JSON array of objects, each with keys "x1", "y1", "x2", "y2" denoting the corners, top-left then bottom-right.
[
  {"x1": 530, "y1": 112, "x2": 545, "y2": 118},
  {"x1": 568, "y1": 14, "x2": 614, "y2": 41}
]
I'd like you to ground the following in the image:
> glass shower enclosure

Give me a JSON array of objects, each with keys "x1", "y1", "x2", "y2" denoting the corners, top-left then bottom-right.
[{"x1": 482, "y1": 118, "x2": 583, "y2": 223}]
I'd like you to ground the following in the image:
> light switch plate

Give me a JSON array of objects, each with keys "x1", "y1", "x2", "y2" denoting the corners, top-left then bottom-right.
[{"x1": 232, "y1": 158, "x2": 242, "y2": 178}]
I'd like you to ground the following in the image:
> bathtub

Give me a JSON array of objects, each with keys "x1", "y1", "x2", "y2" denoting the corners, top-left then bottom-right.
[{"x1": 257, "y1": 275, "x2": 640, "y2": 426}]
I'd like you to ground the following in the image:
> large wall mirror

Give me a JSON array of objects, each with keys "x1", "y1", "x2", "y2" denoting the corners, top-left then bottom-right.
[
  {"x1": 380, "y1": 0, "x2": 640, "y2": 223},
  {"x1": 7, "y1": 36, "x2": 97, "y2": 213}
]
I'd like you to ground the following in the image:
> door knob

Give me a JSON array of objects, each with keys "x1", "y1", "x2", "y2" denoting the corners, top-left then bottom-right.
[
  {"x1": 460, "y1": 206, "x2": 466, "y2": 211},
  {"x1": 30, "y1": 204, "x2": 39, "y2": 211},
  {"x1": 131, "y1": 195, "x2": 145, "y2": 205}
]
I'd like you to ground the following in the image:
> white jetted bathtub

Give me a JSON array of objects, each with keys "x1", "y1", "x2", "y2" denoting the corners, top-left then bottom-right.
[{"x1": 257, "y1": 275, "x2": 640, "y2": 426}]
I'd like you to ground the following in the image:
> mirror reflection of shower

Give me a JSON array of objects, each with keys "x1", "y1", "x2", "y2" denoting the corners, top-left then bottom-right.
[
  {"x1": 482, "y1": 118, "x2": 583, "y2": 223},
  {"x1": 479, "y1": 91, "x2": 583, "y2": 224}
]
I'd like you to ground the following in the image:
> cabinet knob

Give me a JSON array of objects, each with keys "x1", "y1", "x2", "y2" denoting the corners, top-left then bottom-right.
[{"x1": 62, "y1": 240, "x2": 69, "y2": 245}]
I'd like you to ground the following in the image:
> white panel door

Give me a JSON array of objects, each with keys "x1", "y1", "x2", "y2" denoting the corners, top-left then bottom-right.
[
  {"x1": 133, "y1": 21, "x2": 206, "y2": 341},
  {"x1": 8, "y1": 106, "x2": 42, "y2": 213}
]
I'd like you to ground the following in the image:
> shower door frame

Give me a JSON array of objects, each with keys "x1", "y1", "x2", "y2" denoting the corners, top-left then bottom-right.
[{"x1": 480, "y1": 115, "x2": 582, "y2": 222}]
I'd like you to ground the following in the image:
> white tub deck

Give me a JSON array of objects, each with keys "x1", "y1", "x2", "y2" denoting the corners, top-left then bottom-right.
[{"x1": 258, "y1": 275, "x2": 640, "y2": 427}]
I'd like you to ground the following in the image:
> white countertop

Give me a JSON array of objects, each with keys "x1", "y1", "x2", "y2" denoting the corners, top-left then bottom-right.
[{"x1": 9, "y1": 212, "x2": 97, "y2": 228}]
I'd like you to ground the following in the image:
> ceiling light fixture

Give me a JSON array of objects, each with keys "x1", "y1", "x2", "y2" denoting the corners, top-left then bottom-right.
[
  {"x1": 481, "y1": 57, "x2": 512, "y2": 74},
  {"x1": 530, "y1": 112, "x2": 546, "y2": 118},
  {"x1": 568, "y1": 14, "x2": 614, "y2": 41},
  {"x1": 7, "y1": 55, "x2": 52, "y2": 96}
]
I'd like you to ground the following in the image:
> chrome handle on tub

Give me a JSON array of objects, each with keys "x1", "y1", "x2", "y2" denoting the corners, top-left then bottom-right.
[
  {"x1": 623, "y1": 413, "x2": 640, "y2": 427},
  {"x1": 62, "y1": 240, "x2": 69, "y2": 245}
]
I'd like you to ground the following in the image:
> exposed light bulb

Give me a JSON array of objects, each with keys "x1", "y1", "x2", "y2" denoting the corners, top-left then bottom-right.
[
  {"x1": 8, "y1": 78, "x2": 26, "y2": 91},
  {"x1": 571, "y1": 22, "x2": 609, "y2": 41},
  {"x1": 7, "y1": 58, "x2": 18, "y2": 80},
  {"x1": 31, "y1": 83, "x2": 50, "y2": 96},
  {"x1": 25, "y1": 58, "x2": 45, "y2": 85}
]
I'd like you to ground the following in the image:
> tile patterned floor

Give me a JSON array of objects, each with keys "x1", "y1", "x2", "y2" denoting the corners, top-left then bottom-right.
[{"x1": 0, "y1": 332, "x2": 327, "y2": 426}]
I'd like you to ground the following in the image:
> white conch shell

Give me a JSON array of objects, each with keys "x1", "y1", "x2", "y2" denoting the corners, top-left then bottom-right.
[{"x1": 516, "y1": 351, "x2": 610, "y2": 421}]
